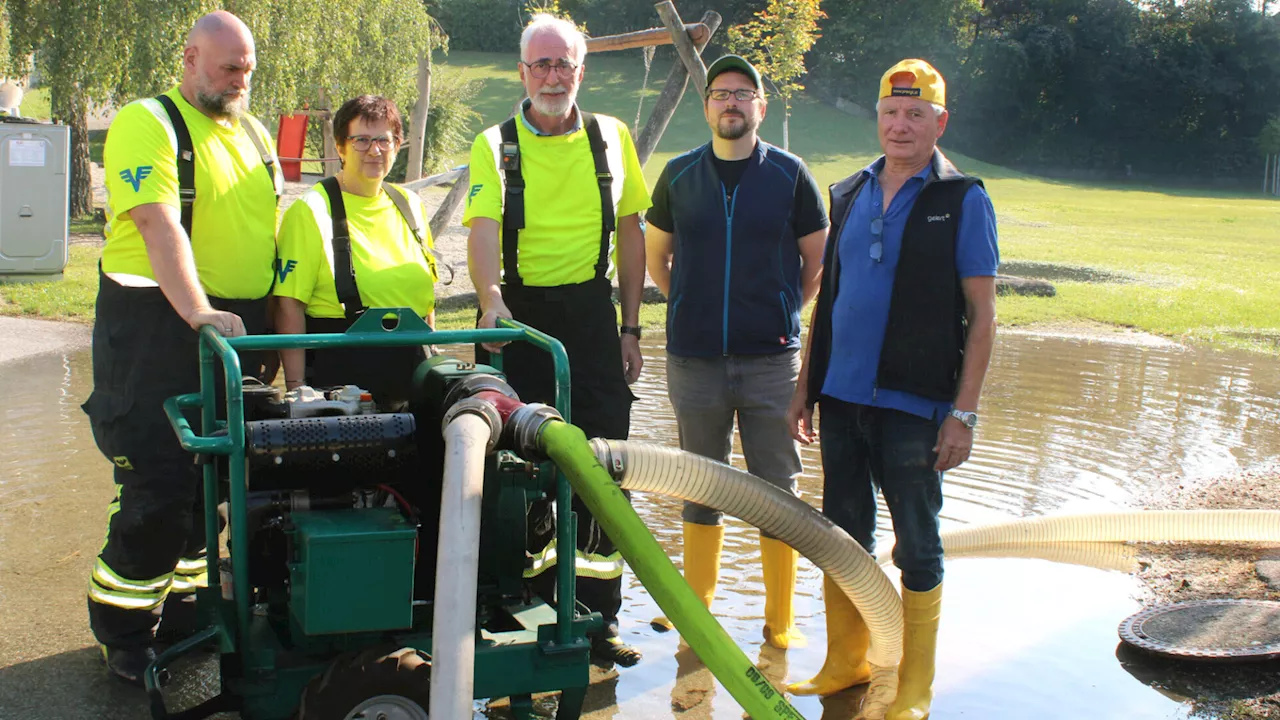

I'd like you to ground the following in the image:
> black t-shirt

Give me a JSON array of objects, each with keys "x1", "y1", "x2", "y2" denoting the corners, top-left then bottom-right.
[{"x1": 647, "y1": 146, "x2": 829, "y2": 238}]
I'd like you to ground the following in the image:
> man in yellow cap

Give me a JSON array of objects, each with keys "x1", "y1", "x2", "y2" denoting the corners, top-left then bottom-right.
[{"x1": 785, "y1": 59, "x2": 999, "y2": 718}]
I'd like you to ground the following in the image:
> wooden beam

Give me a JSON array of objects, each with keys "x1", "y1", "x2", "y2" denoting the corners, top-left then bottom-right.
[
  {"x1": 635, "y1": 10, "x2": 721, "y2": 167},
  {"x1": 585, "y1": 23, "x2": 710, "y2": 54},
  {"x1": 401, "y1": 165, "x2": 468, "y2": 193},
  {"x1": 656, "y1": 1, "x2": 708, "y2": 93},
  {"x1": 427, "y1": 166, "x2": 471, "y2": 243}
]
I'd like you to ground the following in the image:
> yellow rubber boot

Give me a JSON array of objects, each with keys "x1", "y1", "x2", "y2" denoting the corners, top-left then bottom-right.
[
  {"x1": 785, "y1": 575, "x2": 871, "y2": 695},
  {"x1": 652, "y1": 522, "x2": 724, "y2": 630},
  {"x1": 760, "y1": 535, "x2": 807, "y2": 649},
  {"x1": 886, "y1": 582, "x2": 943, "y2": 720}
]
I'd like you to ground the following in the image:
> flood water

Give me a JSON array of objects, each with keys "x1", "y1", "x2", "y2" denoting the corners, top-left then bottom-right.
[{"x1": 2, "y1": 332, "x2": 1279, "y2": 719}]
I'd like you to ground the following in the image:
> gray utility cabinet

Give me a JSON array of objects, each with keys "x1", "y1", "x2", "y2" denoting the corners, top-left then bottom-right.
[{"x1": 0, "y1": 122, "x2": 70, "y2": 281}]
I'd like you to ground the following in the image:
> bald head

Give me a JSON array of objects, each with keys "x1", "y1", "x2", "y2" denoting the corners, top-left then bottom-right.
[
  {"x1": 181, "y1": 11, "x2": 256, "y2": 121},
  {"x1": 187, "y1": 11, "x2": 255, "y2": 52}
]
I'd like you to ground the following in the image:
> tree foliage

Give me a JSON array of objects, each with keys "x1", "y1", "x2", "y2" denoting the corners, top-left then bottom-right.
[
  {"x1": 2, "y1": 0, "x2": 470, "y2": 217},
  {"x1": 725, "y1": 0, "x2": 824, "y2": 149}
]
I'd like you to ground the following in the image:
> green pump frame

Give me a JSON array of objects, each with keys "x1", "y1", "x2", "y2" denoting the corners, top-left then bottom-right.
[{"x1": 155, "y1": 310, "x2": 578, "y2": 688}]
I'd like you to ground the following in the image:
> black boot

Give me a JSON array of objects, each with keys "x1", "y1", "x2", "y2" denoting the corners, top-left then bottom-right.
[
  {"x1": 101, "y1": 645, "x2": 169, "y2": 688},
  {"x1": 590, "y1": 635, "x2": 643, "y2": 668}
]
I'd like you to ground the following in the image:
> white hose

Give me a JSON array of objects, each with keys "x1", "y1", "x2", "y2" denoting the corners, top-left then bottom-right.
[
  {"x1": 429, "y1": 413, "x2": 493, "y2": 720},
  {"x1": 876, "y1": 510, "x2": 1280, "y2": 566},
  {"x1": 595, "y1": 440, "x2": 904, "y2": 667}
]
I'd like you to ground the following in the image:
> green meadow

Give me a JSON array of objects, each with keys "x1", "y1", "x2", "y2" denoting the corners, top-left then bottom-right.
[{"x1": 6, "y1": 51, "x2": 1279, "y2": 353}]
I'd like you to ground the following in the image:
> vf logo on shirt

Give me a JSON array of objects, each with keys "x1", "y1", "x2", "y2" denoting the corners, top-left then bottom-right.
[
  {"x1": 119, "y1": 166, "x2": 153, "y2": 192},
  {"x1": 467, "y1": 184, "x2": 483, "y2": 206},
  {"x1": 276, "y1": 259, "x2": 298, "y2": 283}
]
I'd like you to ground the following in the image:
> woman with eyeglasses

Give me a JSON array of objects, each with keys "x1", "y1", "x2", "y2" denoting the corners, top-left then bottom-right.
[{"x1": 273, "y1": 94, "x2": 439, "y2": 406}]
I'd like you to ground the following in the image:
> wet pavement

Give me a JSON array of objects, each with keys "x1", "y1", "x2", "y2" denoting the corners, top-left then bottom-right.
[{"x1": 2, "y1": 332, "x2": 1280, "y2": 719}]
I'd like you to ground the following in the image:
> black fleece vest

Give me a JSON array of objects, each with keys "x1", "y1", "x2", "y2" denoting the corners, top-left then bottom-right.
[{"x1": 807, "y1": 157, "x2": 982, "y2": 406}]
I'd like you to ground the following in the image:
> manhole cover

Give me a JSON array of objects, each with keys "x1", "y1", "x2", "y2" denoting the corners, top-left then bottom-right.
[{"x1": 1119, "y1": 599, "x2": 1280, "y2": 661}]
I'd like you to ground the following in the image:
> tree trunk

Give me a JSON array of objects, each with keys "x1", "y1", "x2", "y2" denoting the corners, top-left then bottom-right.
[
  {"x1": 783, "y1": 100, "x2": 791, "y2": 151},
  {"x1": 55, "y1": 88, "x2": 93, "y2": 218},
  {"x1": 405, "y1": 52, "x2": 432, "y2": 182}
]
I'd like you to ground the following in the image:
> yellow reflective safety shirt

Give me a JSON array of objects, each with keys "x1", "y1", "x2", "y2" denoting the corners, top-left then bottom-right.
[
  {"x1": 274, "y1": 183, "x2": 437, "y2": 320},
  {"x1": 101, "y1": 88, "x2": 279, "y2": 299},
  {"x1": 461, "y1": 112, "x2": 651, "y2": 288}
]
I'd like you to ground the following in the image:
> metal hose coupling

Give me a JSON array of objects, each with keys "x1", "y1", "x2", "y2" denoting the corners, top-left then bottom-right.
[
  {"x1": 441, "y1": 373, "x2": 518, "y2": 411},
  {"x1": 505, "y1": 403, "x2": 563, "y2": 462},
  {"x1": 589, "y1": 438, "x2": 627, "y2": 481},
  {"x1": 441, "y1": 398, "x2": 503, "y2": 454}
]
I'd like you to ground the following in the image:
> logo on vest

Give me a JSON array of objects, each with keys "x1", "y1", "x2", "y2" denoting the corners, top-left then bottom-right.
[
  {"x1": 120, "y1": 166, "x2": 153, "y2": 192},
  {"x1": 276, "y1": 258, "x2": 298, "y2": 283},
  {"x1": 926, "y1": 213, "x2": 952, "y2": 223}
]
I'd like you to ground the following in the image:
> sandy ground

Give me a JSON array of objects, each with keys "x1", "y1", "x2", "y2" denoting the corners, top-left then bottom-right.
[{"x1": 1127, "y1": 468, "x2": 1280, "y2": 718}]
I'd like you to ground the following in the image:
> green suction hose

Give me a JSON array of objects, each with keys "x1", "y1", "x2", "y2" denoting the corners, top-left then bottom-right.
[{"x1": 538, "y1": 421, "x2": 804, "y2": 720}]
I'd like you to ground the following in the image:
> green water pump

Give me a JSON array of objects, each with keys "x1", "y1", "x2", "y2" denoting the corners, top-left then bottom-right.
[{"x1": 151, "y1": 314, "x2": 598, "y2": 720}]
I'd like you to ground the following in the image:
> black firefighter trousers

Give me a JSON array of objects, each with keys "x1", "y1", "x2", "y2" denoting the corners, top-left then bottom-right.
[
  {"x1": 477, "y1": 277, "x2": 635, "y2": 638},
  {"x1": 81, "y1": 273, "x2": 267, "y2": 649}
]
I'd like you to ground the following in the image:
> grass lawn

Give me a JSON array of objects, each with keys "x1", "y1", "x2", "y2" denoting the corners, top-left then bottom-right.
[
  {"x1": 16, "y1": 86, "x2": 50, "y2": 120},
  {"x1": 4, "y1": 52, "x2": 1278, "y2": 352}
]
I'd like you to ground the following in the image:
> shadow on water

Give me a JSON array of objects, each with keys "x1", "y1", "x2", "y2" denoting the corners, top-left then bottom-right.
[
  {"x1": 1116, "y1": 644, "x2": 1280, "y2": 706},
  {"x1": 3, "y1": 332, "x2": 1280, "y2": 718}
]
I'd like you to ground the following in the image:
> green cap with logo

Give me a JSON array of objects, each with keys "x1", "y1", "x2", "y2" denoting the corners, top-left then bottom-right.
[{"x1": 705, "y1": 55, "x2": 763, "y2": 90}]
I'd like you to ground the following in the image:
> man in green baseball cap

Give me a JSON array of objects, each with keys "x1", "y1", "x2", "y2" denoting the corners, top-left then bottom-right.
[{"x1": 645, "y1": 53, "x2": 829, "y2": 649}]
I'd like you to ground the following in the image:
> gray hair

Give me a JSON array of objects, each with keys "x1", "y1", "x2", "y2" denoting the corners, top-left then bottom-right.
[
  {"x1": 875, "y1": 99, "x2": 947, "y2": 117},
  {"x1": 520, "y1": 14, "x2": 587, "y2": 63}
]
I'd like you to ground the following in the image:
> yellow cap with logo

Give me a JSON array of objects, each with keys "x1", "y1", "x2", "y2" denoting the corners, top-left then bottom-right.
[{"x1": 879, "y1": 59, "x2": 946, "y2": 108}]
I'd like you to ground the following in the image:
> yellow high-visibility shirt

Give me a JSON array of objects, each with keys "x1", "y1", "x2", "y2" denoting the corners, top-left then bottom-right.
[
  {"x1": 274, "y1": 183, "x2": 437, "y2": 319},
  {"x1": 462, "y1": 111, "x2": 651, "y2": 287},
  {"x1": 101, "y1": 88, "x2": 278, "y2": 299}
]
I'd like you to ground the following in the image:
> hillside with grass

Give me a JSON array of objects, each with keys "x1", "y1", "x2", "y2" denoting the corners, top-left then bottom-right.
[{"x1": 6, "y1": 51, "x2": 1280, "y2": 352}]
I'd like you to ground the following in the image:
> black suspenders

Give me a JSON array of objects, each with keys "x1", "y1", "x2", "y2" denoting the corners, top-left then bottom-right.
[
  {"x1": 153, "y1": 94, "x2": 278, "y2": 240},
  {"x1": 498, "y1": 111, "x2": 615, "y2": 287},
  {"x1": 154, "y1": 95, "x2": 197, "y2": 238},
  {"x1": 320, "y1": 178, "x2": 438, "y2": 321}
]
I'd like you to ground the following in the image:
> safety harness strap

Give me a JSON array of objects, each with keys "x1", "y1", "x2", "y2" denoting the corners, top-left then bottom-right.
[
  {"x1": 319, "y1": 176, "x2": 362, "y2": 322},
  {"x1": 497, "y1": 111, "x2": 614, "y2": 286},
  {"x1": 154, "y1": 95, "x2": 197, "y2": 239}
]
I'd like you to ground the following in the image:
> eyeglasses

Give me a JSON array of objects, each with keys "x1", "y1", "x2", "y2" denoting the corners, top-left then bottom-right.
[
  {"x1": 707, "y1": 88, "x2": 760, "y2": 102},
  {"x1": 870, "y1": 217, "x2": 884, "y2": 262},
  {"x1": 522, "y1": 60, "x2": 579, "y2": 79},
  {"x1": 348, "y1": 135, "x2": 395, "y2": 153}
]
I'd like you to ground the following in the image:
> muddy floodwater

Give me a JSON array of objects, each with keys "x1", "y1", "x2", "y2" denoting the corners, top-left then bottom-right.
[{"x1": 1, "y1": 331, "x2": 1278, "y2": 719}]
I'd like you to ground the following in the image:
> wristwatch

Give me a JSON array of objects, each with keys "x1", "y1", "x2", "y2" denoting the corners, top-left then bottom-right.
[
  {"x1": 948, "y1": 408, "x2": 978, "y2": 429},
  {"x1": 620, "y1": 325, "x2": 642, "y2": 339}
]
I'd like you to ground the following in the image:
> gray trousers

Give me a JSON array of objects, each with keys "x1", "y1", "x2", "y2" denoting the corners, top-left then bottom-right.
[{"x1": 665, "y1": 350, "x2": 804, "y2": 534}]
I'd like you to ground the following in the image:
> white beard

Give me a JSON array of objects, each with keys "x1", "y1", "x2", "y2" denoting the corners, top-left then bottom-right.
[{"x1": 531, "y1": 90, "x2": 573, "y2": 117}]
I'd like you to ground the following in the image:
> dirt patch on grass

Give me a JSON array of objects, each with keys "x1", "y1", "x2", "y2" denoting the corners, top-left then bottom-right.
[
  {"x1": 1000, "y1": 260, "x2": 1136, "y2": 284},
  {"x1": 1003, "y1": 319, "x2": 1183, "y2": 348},
  {"x1": 1124, "y1": 468, "x2": 1280, "y2": 718}
]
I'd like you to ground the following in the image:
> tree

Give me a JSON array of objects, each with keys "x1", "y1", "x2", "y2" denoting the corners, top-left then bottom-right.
[
  {"x1": 725, "y1": 0, "x2": 825, "y2": 150},
  {"x1": 3, "y1": 0, "x2": 443, "y2": 219}
]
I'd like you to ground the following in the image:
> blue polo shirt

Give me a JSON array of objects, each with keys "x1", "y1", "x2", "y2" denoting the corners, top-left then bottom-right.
[{"x1": 821, "y1": 157, "x2": 999, "y2": 422}]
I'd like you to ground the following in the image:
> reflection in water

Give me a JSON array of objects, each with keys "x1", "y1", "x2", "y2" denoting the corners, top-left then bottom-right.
[{"x1": 2, "y1": 333, "x2": 1278, "y2": 719}]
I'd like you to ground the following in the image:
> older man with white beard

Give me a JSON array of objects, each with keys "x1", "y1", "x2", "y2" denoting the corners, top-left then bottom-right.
[{"x1": 463, "y1": 13, "x2": 651, "y2": 667}]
